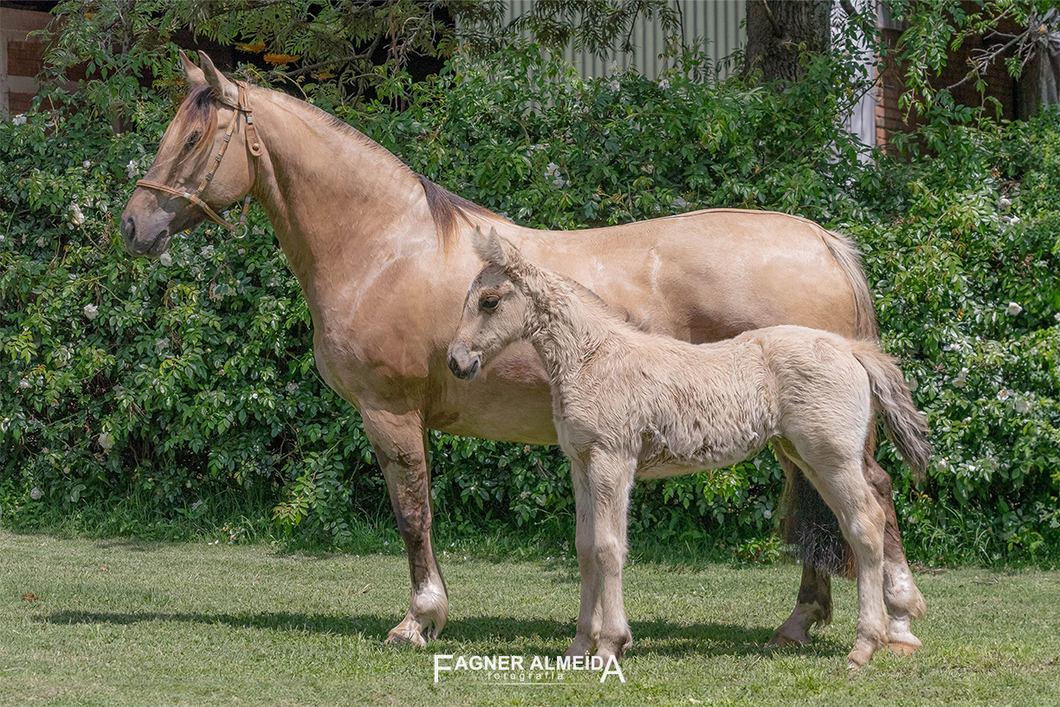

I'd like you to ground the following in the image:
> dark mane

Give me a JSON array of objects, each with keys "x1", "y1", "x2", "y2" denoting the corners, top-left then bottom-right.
[
  {"x1": 183, "y1": 82, "x2": 495, "y2": 249},
  {"x1": 416, "y1": 175, "x2": 495, "y2": 248}
]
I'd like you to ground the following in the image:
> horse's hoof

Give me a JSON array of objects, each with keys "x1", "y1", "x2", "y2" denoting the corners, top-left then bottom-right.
[
  {"x1": 767, "y1": 629, "x2": 811, "y2": 647},
  {"x1": 385, "y1": 624, "x2": 428, "y2": 648},
  {"x1": 887, "y1": 640, "x2": 921, "y2": 656}
]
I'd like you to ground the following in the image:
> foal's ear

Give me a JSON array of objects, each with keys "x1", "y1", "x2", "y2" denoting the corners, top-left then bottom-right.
[
  {"x1": 473, "y1": 227, "x2": 510, "y2": 268},
  {"x1": 197, "y1": 51, "x2": 239, "y2": 105},
  {"x1": 179, "y1": 48, "x2": 206, "y2": 89}
]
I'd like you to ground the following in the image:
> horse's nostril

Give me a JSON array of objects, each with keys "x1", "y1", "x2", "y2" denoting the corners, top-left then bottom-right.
[{"x1": 121, "y1": 215, "x2": 135, "y2": 242}]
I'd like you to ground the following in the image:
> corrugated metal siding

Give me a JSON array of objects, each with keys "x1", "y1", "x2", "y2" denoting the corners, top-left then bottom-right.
[
  {"x1": 478, "y1": 1, "x2": 881, "y2": 147},
  {"x1": 502, "y1": 0, "x2": 747, "y2": 80}
]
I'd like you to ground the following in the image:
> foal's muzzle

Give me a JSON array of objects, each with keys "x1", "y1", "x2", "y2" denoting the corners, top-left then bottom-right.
[{"x1": 447, "y1": 343, "x2": 482, "y2": 380}]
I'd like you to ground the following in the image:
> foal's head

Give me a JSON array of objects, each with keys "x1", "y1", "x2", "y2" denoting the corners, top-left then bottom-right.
[{"x1": 447, "y1": 228, "x2": 534, "y2": 380}]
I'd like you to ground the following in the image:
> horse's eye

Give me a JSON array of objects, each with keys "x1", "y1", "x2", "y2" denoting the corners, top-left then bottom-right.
[
  {"x1": 184, "y1": 131, "x2": 201, "y2": 150},
  {"x1": 481, "y1": 296, "x2": 500, "y2": 312}
]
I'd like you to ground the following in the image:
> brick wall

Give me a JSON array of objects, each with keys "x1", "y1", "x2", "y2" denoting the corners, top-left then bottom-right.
[
  {"x1": 1, "y1": 7, "x2": 51, "y2": 116},
  {"x1": 874, "y1": 2, "x2": 1021, "y2": 153}
]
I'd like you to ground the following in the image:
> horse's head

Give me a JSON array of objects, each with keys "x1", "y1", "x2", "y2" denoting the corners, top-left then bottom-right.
[
  {"x1": 447, "y1": 228, "x2": 534, "y2": 380},
  {"x1": 120, "y1": 50, "x2": 260, "y2": 257}
]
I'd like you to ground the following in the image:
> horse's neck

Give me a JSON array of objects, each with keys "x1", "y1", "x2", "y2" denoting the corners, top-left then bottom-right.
[
  {"x1": 524, "y1": 271, "x2": 620, "y2": 385},
  {"x1": 247, "y1": 88, "x2": 431, "y2": 304}
]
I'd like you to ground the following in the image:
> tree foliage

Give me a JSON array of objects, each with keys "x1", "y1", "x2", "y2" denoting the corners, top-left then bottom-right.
[{"x1": 4, "y1": 2, "x2": 1060, "y2": 563}]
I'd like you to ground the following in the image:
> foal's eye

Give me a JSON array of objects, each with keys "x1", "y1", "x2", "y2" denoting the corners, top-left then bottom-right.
[
  {"x1": 183, "y1": 131, "x2": 201, "y2": 150},
  {"x1": 480, "y1": 296, "x2": 500, "y2": 312}
]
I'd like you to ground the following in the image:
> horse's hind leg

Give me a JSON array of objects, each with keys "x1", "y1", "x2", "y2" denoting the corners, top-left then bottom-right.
[
  {"x1": 772, "y1": 446, "x2": 926, "y2": 655},
  {"x1": 361, "y1": 405, "x2": 448, "y2": 646},
  {"x1": 789, "y1": 450, "x2": 887, "y2": 667},
  {"x1": 769, "y1": 451, "x2": 833, "y2": 648},
  {"x1": 865, "y1": 454, "x2": 926, "y2": 654}
]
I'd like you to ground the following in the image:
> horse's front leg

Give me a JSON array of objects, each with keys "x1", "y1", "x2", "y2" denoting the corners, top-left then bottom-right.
[{"x1": 361, "y1": 405, "x2": 447, "y2": 646}]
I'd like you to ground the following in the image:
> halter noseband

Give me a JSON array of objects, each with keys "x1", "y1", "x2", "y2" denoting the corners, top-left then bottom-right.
[{"x1": 136, "y1": 81, "x2": 262, "y2": 238}]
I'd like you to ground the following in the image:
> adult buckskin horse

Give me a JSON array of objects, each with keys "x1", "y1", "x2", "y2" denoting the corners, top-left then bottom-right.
[{"x1": 119, "y1": 51, "x2": 926, "y2": 654}]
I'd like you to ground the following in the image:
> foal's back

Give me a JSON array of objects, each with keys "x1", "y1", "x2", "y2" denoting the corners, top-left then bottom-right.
[{"x1": 571, "y1": 324, "x2": 871, "y2": 478}]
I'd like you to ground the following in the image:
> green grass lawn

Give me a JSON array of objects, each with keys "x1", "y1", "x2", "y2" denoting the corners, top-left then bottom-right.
[{"x1": 1, "y1": 530, "x2": 1058, "y2": 706}]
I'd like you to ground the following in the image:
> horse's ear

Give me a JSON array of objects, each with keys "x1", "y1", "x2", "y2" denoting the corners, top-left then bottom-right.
[
  {"x1": 197, "y1": 51, "x2": 239, "y2": 104},
  {"x1": 179, "y1": 48, "x2": 206, "y2": 89}
]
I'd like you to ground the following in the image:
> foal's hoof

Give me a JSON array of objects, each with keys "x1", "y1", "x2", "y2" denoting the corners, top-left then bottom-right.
[
  {"x1": 887, "y1": 639, "x2": 922, "y2": 656},
  {"x1": 846, "y1": 638, "x2": 881, "y2": 668}
]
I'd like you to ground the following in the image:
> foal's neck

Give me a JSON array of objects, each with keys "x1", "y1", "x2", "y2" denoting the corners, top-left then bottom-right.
[{"x1": 522, "y1": 270, "x2": 623, "y2": 386}]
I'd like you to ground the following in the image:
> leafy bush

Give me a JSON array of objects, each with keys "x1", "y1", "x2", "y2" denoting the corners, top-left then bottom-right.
[{"x1": 2, "y1": 45, "x2": 1059, "y2": 564}]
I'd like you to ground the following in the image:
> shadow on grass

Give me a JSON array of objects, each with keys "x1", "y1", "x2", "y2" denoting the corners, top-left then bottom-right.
[{"x1": 39, "y1": 610, "x2": 846, "y2": 659}]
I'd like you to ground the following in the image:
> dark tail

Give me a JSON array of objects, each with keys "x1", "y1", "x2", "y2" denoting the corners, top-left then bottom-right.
[{"x1": 851, "y1": 342, "x2": 932, "y2": 483}]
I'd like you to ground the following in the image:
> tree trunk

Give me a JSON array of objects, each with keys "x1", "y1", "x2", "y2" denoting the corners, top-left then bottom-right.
[{"x1": 744, "y1": 0, "x2": 833, "y2": 84}]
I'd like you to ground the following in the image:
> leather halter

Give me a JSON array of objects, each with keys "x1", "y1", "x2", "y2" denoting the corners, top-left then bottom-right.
[{"x1": 136, "y1": 81, "x2": 262, "y2": 238}]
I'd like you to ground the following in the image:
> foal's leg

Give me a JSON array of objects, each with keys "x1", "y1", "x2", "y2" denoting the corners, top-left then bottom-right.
[
  {"x1": 361, "y1": 405, "x2": 448, "y2": 646},
  {"x1": 585, "y1": 451, "x2": 636, "y2": 662},
  {"x1": 565, "y1": 456, "x2": 603, "y2": 658},
  {"x1": 792, "y1": 453, "x2": 888, "y2": 667}
]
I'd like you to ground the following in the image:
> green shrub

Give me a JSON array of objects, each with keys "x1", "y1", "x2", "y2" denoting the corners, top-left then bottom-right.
[{"x1": 2, "y1": 46, "x2": 1059, "y2": 564}]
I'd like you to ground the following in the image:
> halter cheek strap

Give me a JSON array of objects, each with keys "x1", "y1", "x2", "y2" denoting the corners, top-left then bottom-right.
[{"x1": 136, "y1": 81, "x2": 258, "y2": 238}]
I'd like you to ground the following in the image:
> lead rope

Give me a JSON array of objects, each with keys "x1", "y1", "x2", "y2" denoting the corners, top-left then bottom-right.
[{"x1": 136, "y1": 81, "x2": 259, "y2": 238}]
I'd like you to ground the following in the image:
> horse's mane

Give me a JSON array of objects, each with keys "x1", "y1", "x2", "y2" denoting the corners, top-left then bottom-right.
[{"x1": 264, "y1": 88, "x2": 495, "y2": 247}]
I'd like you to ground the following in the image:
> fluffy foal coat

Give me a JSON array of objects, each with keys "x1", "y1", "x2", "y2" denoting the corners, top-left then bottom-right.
[{"x1": 447, "y1": 229, "x2": 930, "y2": 668}]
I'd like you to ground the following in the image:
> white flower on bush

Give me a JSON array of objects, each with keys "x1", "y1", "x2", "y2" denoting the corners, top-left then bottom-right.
[
  {"x1": 127, "y1": 159, "x2": 140, "y2": 179},
  {"x1": 70, "y1": 203, "x2": 85, "y2": 226},
  {"x1": 36, "y1": 237, "x2": 45, "y2": 247},
  {"x1": 763, "y1": 509, "x2": 772, "y2": 520},
  {"x1": 30, "y1": 487, "x2": 42, "y2": 500},
  {"x1": 155, "y1": 337, "x2": 169, "y2": 351},
  {"x1": 1006, "y1": 302, "x2": 1023, "y2": 316},
  {"x1": 608, "y1": 77, "x2": 620, "y2": 92},
  {"x1": 12, "y1": 114, "x2": 27, "y2": 126},
  {"x1": 285, "y1": 381, "x2": 299, "y2": 394},
  {"x1": 159, "y1": 252, "x2": 173, "y2": 266},
  {"x1": 658, "y1": 77, "x2": 670, "y2": 90},
  {"x1": 545, "y1": 162, "x2": 560, "y2": 178},
  {"x1": 997, "y1": 388, "x2": 1010, "y2": 401},
  {"x1": 1014, "y1": 399, "x2": 1031, "y2": 414},
  {"x1": 952, "y1": 367, "x2": 969, "y2": 388},
  {"x1": 98, "y1": 431, "x2": 115, "y2": 451},
  {"x1": 83, "y1": 160, "x2": 92, "y2": 169},
  {"x1": 999, "y1": 197, "x2": 1012, "y2": 211},
  {"x1": 83, "y1": 303, "x2": 99, "y2": 320}
]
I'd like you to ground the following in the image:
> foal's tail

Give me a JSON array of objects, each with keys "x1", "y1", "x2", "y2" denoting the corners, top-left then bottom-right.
[{"x1": 851, "y1": 342, "x2": 932, "y2": 483}]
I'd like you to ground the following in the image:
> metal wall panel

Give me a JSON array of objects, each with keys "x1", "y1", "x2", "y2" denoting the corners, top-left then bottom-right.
[{"x1": 501, "y1": 0, "x2": 747, "y2": 80}]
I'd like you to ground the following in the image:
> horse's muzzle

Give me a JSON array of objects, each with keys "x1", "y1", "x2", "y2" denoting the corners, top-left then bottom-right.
[{"x1": 447, "y1": 343, "x2": 481, "y2": 380}]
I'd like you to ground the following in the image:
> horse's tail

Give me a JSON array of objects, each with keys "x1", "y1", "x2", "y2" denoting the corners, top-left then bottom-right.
[
  {"x1": 851, "y1": 342, "x2": 931, "y2": 484},
  {"x1": 822, "y1": 229, "x2": 879, "y2": 342}
]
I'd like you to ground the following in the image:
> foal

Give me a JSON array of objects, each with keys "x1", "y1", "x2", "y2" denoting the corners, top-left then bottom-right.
[{"x1": 447, "y1": 228, "x2": 931, "y2": 668}]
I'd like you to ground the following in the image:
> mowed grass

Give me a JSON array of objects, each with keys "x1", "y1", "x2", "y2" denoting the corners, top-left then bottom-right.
[{"x1": 1, "y1": 531, "x2": 1058, "y2": 706}]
